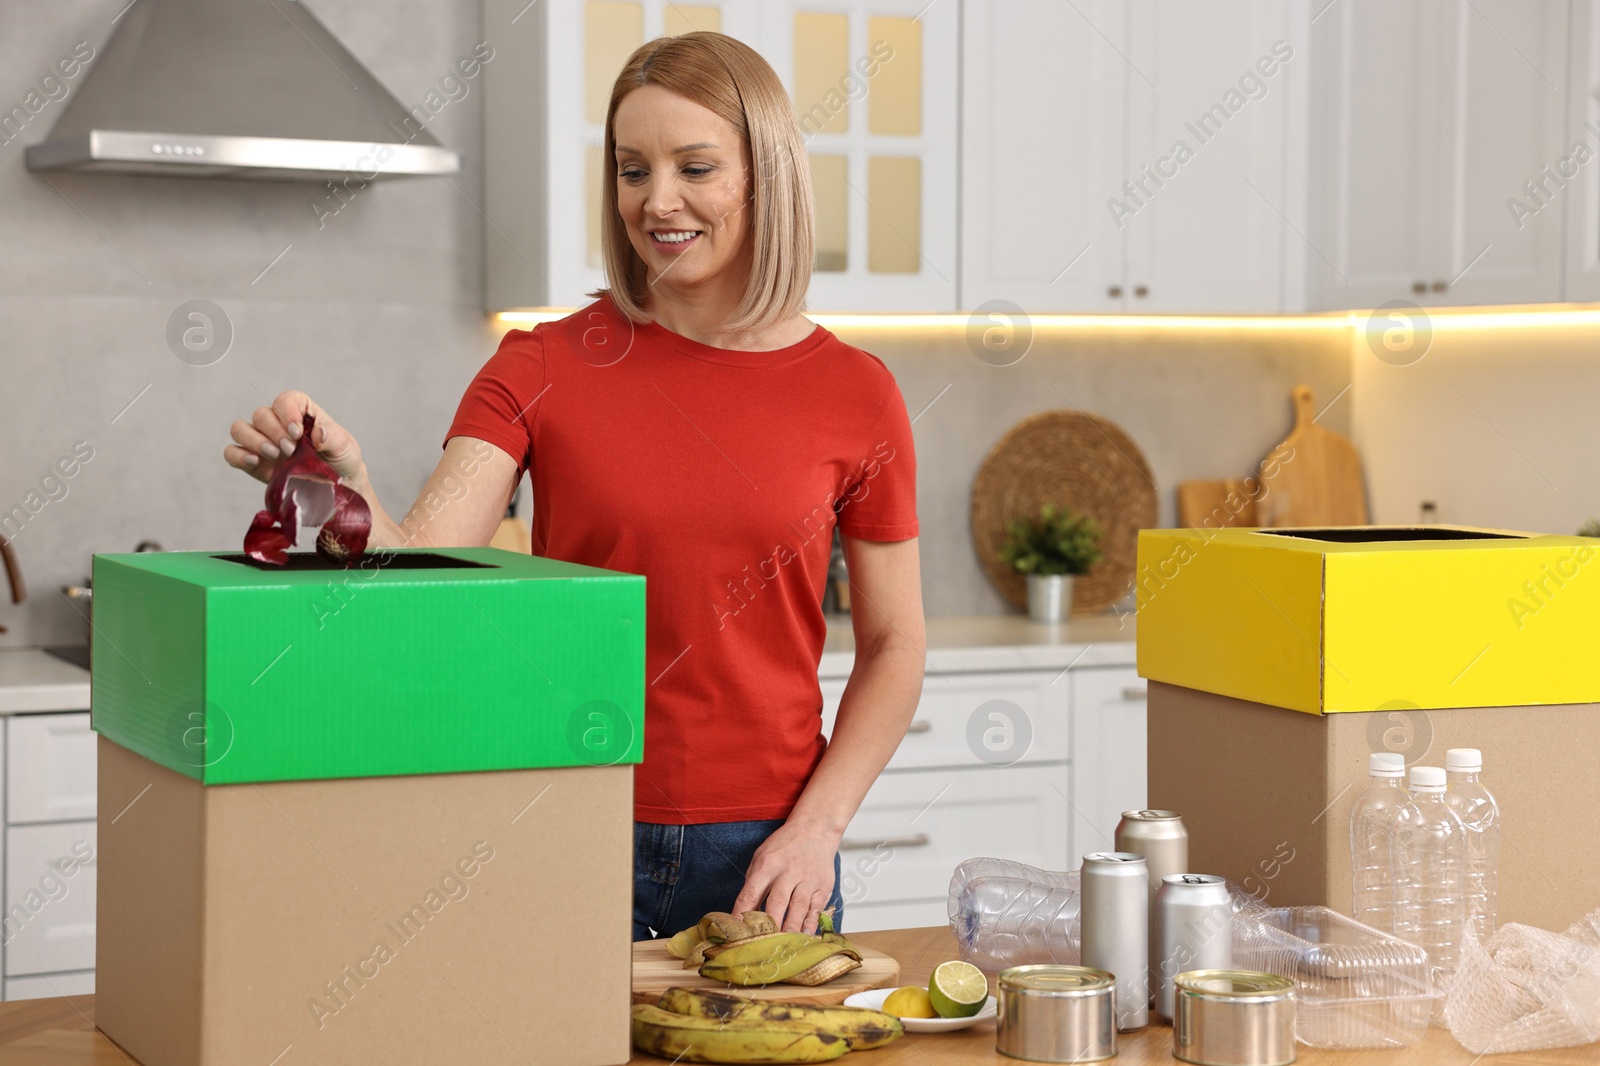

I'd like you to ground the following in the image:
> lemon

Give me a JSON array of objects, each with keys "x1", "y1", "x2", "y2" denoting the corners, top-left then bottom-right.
[
  {"x1": 881, "y1": 985, "x2": 937, "y2": 1019},
  {"x1": 928, "y1": 960, "x2": 988, "y2": 1019}
]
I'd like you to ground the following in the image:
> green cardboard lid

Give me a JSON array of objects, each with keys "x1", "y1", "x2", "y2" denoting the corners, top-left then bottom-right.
[{"x1": 90, "y1": 547, "x2": 645, "y2": 784}]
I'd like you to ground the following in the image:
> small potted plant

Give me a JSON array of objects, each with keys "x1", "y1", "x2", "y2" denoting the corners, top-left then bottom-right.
[{"x1": 997, "y1": 503, "x2": 1104, "y2": 623}]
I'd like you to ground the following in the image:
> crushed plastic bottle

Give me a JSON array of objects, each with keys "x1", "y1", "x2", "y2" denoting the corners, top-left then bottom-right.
[{"x1": 948, "y1": 858, "x2": 1080, "y2": 970}]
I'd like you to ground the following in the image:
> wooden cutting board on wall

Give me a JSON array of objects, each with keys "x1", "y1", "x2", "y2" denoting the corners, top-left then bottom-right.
[{"x1": 1260, "y1": 385, "x2": 1369, "y2": 526}]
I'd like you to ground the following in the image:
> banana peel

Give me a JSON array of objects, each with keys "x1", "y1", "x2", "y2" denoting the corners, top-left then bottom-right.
[
  {"x1": 699, "y1": 932, "x2": 863, "y2": 987},
  {"x1": 656, "y1": 987, "x2": 903, "y2": 1051}
]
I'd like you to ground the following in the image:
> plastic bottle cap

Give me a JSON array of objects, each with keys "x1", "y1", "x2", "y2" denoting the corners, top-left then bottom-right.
[
  {"x1": 1368, "y1": 752, "x2": 1405, "y2": 776},
  {"x1": 1446, "y1": 748, "x2": 1483, "y2": 772},
  {"x1": 1409, "y1": 765, "x2": 1446, "y2": 791}
]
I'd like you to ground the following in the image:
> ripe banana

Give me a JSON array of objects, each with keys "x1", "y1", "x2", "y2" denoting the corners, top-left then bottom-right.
[
  {"x1": 699, "y1": 933, "x2": 863, "y2": 987},
  {"x1": 631, "y1": 1003, "x2": 849, "y2": 1063},
  {"x1": 657, "y1": 987, "x2": 903, "y2": 1050}
]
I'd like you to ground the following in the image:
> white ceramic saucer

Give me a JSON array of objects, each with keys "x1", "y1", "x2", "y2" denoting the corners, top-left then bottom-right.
[{"x1": 844, "y1": 987, "x2": 998, "y2": 1033}]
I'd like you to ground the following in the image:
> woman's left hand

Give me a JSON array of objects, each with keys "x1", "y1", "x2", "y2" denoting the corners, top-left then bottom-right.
[{"x1": 731, "y1": 819, "x2": 840, "y2": 934}]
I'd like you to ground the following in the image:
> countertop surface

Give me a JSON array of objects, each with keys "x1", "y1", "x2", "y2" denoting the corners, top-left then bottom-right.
[
  {"x1": 0, "y1": 647, "x2": 91, "y2": 714},
  {"x1": 0, "y1": 926, "x2": 1591, "y2": 1064},
  {"x1": 0, "y1": 615, "x2": 1136, "y2": 710},
  {"x1": 820, "y1": 612, "x2": 1135, "y2": 677}
]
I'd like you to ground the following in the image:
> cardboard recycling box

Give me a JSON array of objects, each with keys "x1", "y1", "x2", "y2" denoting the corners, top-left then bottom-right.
[
  {"x1": 1137, "y1": 526, "x2": 1600, "y2": 933},
  {"x1": 91, "y1": 548, "x2": 645, "y2": 1066},
  {"x1": 1147, "y1": 682, "x2": 1600, "y2": 933},
  {"x1": 1136, "y1": 525, "x2": 1600, "y2": 713}
]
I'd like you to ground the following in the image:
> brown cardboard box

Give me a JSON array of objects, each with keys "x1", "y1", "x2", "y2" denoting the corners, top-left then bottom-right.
[
  {"x1": 96, "y1": 737, "x2": 634, "y2": 1066},
  {"x1": 1147, "y1": 681, "x2": 1600, "y2": 933}
]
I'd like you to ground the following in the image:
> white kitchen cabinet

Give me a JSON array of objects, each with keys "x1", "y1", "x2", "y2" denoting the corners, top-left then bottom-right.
[
  {"x1": 821, "y1": 654, "x2": 1144, "y2": 933},
  {"x1": 1308, "y1": 0, "x2": 1569, "y2": 309},
  {"x1": 484, "y1": 0, "x2": 958, "y2": 313},
  {"x1": 1565, "y1": 0, "x2": 1600, "y2": 299},
  {"x1": 4, "y1": 820, "x2": 97, "y2": 977},
  {"x1": 3, "y1": 970, "x2": 93, "y2": 1000},
  {"x1": 1123, "y1": 0, "x2": 1306, "y2": 312},
  {"x1": 1067, "y1": 666, "x2": 1148, "y2": 859},
  {"x1": 838, "y1": 765, "x2": 1070, "y2": 930},
  {"x1": 961, "y1": 0, "x2": 1302, "y2": 313},
  {"x1": 958, "y1": 0, "x2": 1127, "y2": 313},
  {"x1": 0, "y1": 709, "x2": 98, "y2": 998},
  {"x1": 7, "y1": 713, "x2": 96, "y2": 824},
  {"x1": 821, "y1": 668, "x2": 1069, "y2": 769}
]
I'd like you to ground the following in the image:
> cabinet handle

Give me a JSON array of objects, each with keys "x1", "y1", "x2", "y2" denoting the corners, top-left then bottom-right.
[
  {"x1": 1107, "y1": 284, "x2": 1123, "y2": 298},
  {"x1": 1412, "y1": 280, "x2": 1427, "y2": 294},
  {"x1": 1431, "y1": 279, "x2": 1448, "y2": 292},
  {"x1": 1121, "y1": 686, "x2": 1148, "y2": 701},
  {"x1": 1133, "y1": 284, "x2": 1149, "y2": 298},
  {"x1": 840, "y1": 833, "x2": 931, "y2": 851},
  {"x1": 905, "y1": 720, "x2": 931, "y2": 734}
]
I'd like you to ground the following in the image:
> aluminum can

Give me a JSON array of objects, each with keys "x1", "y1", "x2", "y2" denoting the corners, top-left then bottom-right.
[
  {"x1": 1172, "y1": 970, "x2": 1296, "y2": 1066},
  {"x1": 996, "y1": 964, "x2": 1117, "y2": 1063},
  {"x1": 1116, "y1": 809, "x2": 1189, "y2": 1001},
  {"x1": 1155, "y1": 874, "x2": 1234, "y2": 1022},
  {"x1": 1079, "y1": 851, "x2": 1149, "y2": 1030}
]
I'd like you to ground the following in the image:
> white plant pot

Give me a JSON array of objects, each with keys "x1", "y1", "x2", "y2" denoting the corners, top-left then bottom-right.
[{"x1": 1026, "y1": 574, "x2": 1074, "y2": 623}]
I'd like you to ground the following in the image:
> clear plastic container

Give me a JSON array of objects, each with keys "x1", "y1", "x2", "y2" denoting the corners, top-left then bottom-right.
[
  {"x1": 1232, "y1": 904, "x2": 1434, "y2": 1049},
  {"x1": 948, "y1": 858, "x2": 1080, "y2": 971}
]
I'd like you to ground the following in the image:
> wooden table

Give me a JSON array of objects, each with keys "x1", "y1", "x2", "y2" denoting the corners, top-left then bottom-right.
[{"x1": 0, "y1": 927, "x2": 1593, "y2": 1064}]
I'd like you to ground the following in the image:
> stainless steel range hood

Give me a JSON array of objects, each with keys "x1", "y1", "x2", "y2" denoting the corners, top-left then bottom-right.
[{"x1": 25, "y1": 0, "x2": 461, "y2": 182}]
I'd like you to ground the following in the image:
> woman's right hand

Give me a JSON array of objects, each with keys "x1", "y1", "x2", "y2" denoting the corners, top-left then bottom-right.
[{"x1": 225, "y1": 390, "x2": 366, "y2": 488}]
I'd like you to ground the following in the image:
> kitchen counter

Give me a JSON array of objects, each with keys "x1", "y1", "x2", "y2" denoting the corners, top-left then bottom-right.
[
  {"x1": 820, "y1": 612, "x2": 1134, "y2": 678},
  {"x1": 0, "y1": 618, "x2": 1132, "y2": 707},
  {"x1": 0, "y1": 926, "x2": 1590, "y2": 1064},
  {"x1": 0, "y1": 648, "x2": 91, "y2": 714}
]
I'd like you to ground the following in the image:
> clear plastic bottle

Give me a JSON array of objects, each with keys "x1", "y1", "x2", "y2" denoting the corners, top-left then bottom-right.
[
  {"x1": 1349, "y1": 752, "x2": 1408, "y2": 934},
  {"x1": 947, "y1": 858, "x2": 1080, "y2": 970},
  {"x1": 1443, "y1": 747, "x2": 1500, "y2": 945},
  {"x1": 1392, "y1": 765, "x2": 1468, "y2": 1016}
]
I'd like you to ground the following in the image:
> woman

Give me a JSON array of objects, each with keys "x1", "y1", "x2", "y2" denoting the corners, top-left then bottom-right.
[{"x1": 224, "y1": 32, "x2": 925, "y2": 940}]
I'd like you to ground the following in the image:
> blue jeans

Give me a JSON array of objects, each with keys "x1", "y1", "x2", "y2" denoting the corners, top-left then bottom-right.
[{"x1": 633, "y1": 819, "x2": 844, "y2": 941}]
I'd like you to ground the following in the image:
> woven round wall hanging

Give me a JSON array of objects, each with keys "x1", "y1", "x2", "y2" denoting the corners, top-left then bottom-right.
[{"x1": 971, "y1": 410, "x2": 1158, "y2": 613}]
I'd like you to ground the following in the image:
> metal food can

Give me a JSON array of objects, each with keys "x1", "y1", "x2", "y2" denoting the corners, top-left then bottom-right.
[
  {"x1": 1173, "y1": 970, "x2": 1296, "y2": 1066},
  {"x1": 1079, "y1": 851, "x2": 1149, "y2": 1030},
  {"x1": 1115, "y1": 809, "x2": 1189, "y2": 1001},
  {"x1": 1156, "y1": 875, "x2": 1234, "y2": 1022},
  {"x1": 996, "y1": 965, "x2": 1117, "y2": 1063}
]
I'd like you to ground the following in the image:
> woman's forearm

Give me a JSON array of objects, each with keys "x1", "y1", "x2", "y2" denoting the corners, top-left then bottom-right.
[{"x1": 786, "y1": 641, "x2": 926, "y2": 838}]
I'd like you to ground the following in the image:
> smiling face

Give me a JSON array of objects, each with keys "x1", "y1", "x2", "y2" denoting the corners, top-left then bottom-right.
[{"x1": 612, "y1": 84, "x2": 754, "y2": 300}]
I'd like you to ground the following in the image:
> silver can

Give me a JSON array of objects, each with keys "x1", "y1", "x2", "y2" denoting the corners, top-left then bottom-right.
[
  {"x1": 1156, "y1": 874, "x2": 1234, "y2": 1022},
  {"x1": 1079, "y1": 851, "x2": 1149, "y2": 1030},
  {"x1": 1173, "y1": 970, "x2": 1296, "y2": 1066},
  {"x1": 1116, "y1": 809, "x2": 1189, "y2": 1001},
  {"x1": 996, "y1": 965, "x2": 1117, "y2": 1063}
]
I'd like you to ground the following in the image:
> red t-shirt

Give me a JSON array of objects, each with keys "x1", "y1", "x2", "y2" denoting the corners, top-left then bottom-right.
[{"x1": 445, "y1": 295, "x2": 919, "y2": 823}]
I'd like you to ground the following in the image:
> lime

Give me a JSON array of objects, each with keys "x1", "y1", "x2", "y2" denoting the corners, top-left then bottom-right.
[
  {"x1": 928, "y1": 960, "x2": 988, "y2": 1019},
  {"x1": 881, "y1": 986, "x2": 937, "y2": 1019}
]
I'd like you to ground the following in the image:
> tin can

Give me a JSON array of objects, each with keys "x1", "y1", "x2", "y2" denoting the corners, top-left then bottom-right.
[
  {"x1": 1173, "y1": 970, "x2": 1296, "y2": 1066},
  {"x1": 996, "y1": 965, "x2": 1117, "y2": 1063},
  {"x1": 1079, "y1": 851, "x2": 1149, "y2": 1030},
  {"x1": 1156, "y1": 874, "x2": 1234, "y2": 1022},
  {"x1": 1115, "y1": 809, "x2": 1189, "y2": 1001}
]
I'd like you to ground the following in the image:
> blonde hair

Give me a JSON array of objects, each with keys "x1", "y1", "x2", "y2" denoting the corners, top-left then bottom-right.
[{"x1": 594, "y1": 32, "x2": 813, "y2": 333}]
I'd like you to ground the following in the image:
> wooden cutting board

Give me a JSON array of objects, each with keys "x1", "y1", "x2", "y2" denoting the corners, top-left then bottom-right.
[
  {"x1": 1177, "y1": 478, "x2": 1261, "y2": 528},
  {"x1": 631, "y1": 939, "x2": 900, "y2": 1006},
  {"x1": 1260, "y1": 385, "x2": 1369, "y2": 526}
]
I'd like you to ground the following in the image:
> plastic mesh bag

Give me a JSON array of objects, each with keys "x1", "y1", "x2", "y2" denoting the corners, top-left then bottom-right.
[{"x1": 1444, "y1": 907, "x2": 1600, "y2": 1053}]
